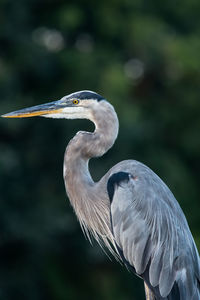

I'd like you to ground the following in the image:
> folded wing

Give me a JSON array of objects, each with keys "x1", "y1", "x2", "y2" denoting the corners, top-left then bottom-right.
[{"x1": 107, "y1": 166, "x2": 200, "y2": 299}]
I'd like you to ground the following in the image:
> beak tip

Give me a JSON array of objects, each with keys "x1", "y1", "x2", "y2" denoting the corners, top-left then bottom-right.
[
  {"x1": 1, "y1": 113, "x2": 17, "y2": 118},
  {"x1": 1, "y1": 114, "x2": 8, "y2": 118}
]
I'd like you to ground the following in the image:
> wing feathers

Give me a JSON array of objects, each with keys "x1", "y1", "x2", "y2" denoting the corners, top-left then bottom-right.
[
  {"x1": 149, "y1": 247, "x2": 163, "y2": 287},
  {"x1": 159, "y1": 255, "x2": 175, "y2": 297},
  {"x1": 108, "y1": 164, "x2": 200, "y2": 299}
]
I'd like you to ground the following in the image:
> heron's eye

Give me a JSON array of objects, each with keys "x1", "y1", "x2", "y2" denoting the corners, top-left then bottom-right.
[{"x1": 72, "y1": 99, "x2": 79, "y2": 105}]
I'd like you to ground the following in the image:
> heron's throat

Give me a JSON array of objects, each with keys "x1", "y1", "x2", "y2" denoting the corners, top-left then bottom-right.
[
  {"x1": 65, "y1": 101, "x2": 119, "y2": 162},
  {"x1": 63, "y1": 101, "x2": 119, "y2": 242},
  {"x1": 64, "y1": 101, "x2": 119, "y2": 186}
]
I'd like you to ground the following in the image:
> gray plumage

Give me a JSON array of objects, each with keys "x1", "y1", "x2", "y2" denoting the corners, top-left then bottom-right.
[{"x1": 2, "y1": 90, "x2": 200, "y2": 300}]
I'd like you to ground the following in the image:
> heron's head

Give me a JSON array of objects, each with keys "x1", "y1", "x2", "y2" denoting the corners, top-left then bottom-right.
[{"x1": 1, "y1": 90, "x2": 105, "y2": 120}]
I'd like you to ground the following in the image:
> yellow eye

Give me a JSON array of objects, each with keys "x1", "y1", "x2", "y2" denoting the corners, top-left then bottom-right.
[{"x1": 72, "y1": 99, "x2": 79, "y2": 105}]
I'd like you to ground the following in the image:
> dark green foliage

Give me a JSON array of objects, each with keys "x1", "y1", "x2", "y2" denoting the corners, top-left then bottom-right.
[{"x1": 0, "y1": 0, "x2": 200, "y2": 299}]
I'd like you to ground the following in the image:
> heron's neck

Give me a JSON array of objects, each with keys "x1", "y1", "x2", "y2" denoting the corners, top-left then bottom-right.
[
  {"x1": 64, "y1": 101, "x2": 119, "y2": 183},
  {"x1": 63, "y1": 101, "x2": 119, "y2": 242}
]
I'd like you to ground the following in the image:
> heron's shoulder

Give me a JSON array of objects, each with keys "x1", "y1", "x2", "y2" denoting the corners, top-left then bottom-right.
[
  {"x1": 107, "y1": 159, "x2": 159, "y2": 178},
  {"x1": 105, "y1": 159, "x2": 176, "y2": 203}
]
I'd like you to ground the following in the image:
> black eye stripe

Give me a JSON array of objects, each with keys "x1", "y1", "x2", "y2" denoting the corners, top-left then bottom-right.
[
  {"x1": 68, "y1": 91, "x2": 104, "y2": 101},
  {"x1": 60, "y1": 91, "x2": 105, "y2": 105}
]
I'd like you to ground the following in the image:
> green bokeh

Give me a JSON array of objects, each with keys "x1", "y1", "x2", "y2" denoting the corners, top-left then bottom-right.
[{"x1": 0, "y1": 0, "x2": 200, "y2": 299}]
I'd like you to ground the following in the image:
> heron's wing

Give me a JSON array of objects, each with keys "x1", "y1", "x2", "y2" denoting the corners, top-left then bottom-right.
[{"x1": 108, "y1": 166, "x2": 200, "y2": 299}]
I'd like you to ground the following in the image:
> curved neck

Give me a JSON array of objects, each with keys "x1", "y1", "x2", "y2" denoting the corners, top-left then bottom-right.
[
  {"x1": 68, "y1": 100, "x2": 119, "y2": 159},
  {"x1": 64, "y1": 100, "x2": 119, "y2": 182},
  {"x1": 63, "y1": 100, "x2": 119, "y2": 245}
]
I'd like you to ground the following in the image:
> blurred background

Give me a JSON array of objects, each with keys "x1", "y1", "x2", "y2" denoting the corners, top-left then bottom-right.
[{"x1": 0, "y1": 0, "x2": 200, "y2": 299}]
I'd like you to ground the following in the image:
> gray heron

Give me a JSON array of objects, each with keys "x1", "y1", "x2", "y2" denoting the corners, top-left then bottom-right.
[{"x1": 2, "y1": 90, "x2": 200, "y2": 300}]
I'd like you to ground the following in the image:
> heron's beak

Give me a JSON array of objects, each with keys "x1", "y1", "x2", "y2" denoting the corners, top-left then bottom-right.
[{"x1": 1, "y1": 100, "x2": 63, "y2": 118}]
